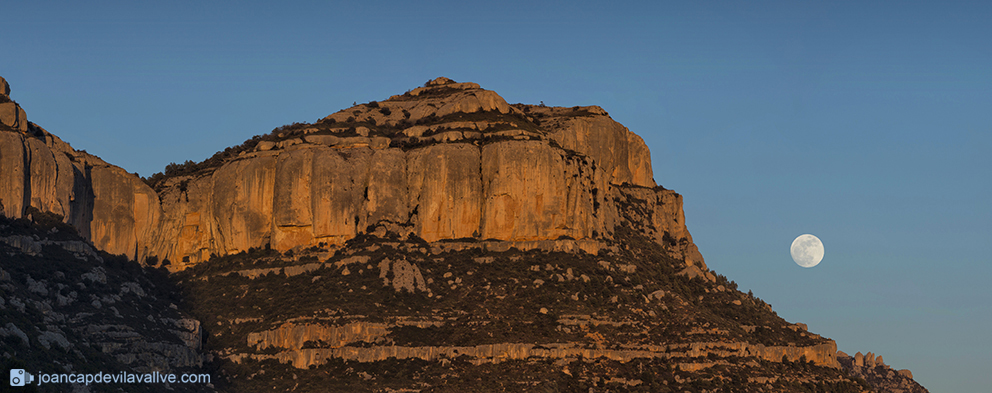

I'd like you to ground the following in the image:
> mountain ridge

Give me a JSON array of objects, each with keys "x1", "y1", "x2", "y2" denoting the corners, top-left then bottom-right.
[{"x1": 0, "y1": 76, "x2": 928, "y2": 392}]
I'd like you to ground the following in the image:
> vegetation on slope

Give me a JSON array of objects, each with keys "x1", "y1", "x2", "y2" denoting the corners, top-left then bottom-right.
[
  {"x1": 0, "y1": 214, "x2": 211, "y2": 393},
  {"x1": 172, "y1": 218, "x2": 853, "y2": 391}
]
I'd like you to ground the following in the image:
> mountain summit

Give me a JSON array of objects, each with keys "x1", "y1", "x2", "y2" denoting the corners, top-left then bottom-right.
[{"x1": 0, "y1": 77, "x2": 928, "y2": 392}]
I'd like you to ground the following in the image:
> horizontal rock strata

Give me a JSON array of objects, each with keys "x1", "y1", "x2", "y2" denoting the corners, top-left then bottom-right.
[{"x1": 234, "y1": 338, "x2": 839, "y2": 370}]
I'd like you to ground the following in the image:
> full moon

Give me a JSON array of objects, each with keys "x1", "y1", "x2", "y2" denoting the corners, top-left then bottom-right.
[{"x1": 791, "y1": 234, "x2": 824, "y2": 268}]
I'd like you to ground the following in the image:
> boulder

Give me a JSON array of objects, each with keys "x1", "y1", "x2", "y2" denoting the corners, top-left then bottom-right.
[
  {"x1": 427, "y1": 77, "x2": 454, "y2": 86},
  {"x1": 0, "y1": 102, "x2": 28, "y2": 132},
  {"x1": 303, "y1": 135, "x2": 339, "y2": 146},
  {"x1": 257, "y1": 141, "x2": 276, "y2": 151}
]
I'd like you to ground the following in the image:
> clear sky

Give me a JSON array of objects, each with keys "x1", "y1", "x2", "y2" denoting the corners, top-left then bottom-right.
[{"x1": 3, "y1": 1, "x2": 990, "y2": 391}]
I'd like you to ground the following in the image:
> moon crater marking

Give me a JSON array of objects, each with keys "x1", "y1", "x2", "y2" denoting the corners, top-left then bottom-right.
[{"x1": 791, "y1": 234, "x2": 824, "y2": 268}]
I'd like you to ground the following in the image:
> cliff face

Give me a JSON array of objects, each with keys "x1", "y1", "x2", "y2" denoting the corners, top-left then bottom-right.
[
  {"x1": 0, "y1": 80, "x2": 158, "y2": 260},
  {"x1": 145, "y1": 79, "x2": 668, "y2": 268},
  {"x1": 2, "y1": 76, "x2": 689, "y2": 270}
]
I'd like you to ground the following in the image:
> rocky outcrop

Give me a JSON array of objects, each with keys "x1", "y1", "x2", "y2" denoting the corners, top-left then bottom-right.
[
  {"x1": 1, "y1": 81, "x2": 160, "y2": 260},
  {"x1": 248, "y1": 322, "x2": 391, "y2": 352},
  {"x1": 237, "y1": 341, "x2": 840, "y2": 370},
  {"x1": 234, "y1": 316, "x2": 839, "y2": 370},
  {"x1": 0, "y1": 215, "x2": 206, "y2": 389},
  {"x1": 0, "y1": 76, "x2": 695, "y2": 273},
  {"x1": 0, "y1": 130, "x2": 28, "y2": 218},
  {"x1": 545, "y1": 112, "x2": 650, "y2": 187},
  {"x1": 839, "y1": 351, "x2": 929, "y2": 393},
  {"x1": 378, "y1": 257, "x2": 428, "y2": 293},
  {"x1": 150, "y1": 136, "x2": 632, "y2": 267},
  {"x1": 0, "y1": 77, "x2": 28, "y2": 133},
  {"x1": 166, "y1": 159, "x2": 888, "y2": 393},
  {"x1": 0, "y1": 129, "x2": 159, "y2": 260},
  {"x1": 136, "y1": 78, "x2": 681, "y2": 268},
  {"x1": 617, "y1": 185, "x2": 707, "y2": 269}
]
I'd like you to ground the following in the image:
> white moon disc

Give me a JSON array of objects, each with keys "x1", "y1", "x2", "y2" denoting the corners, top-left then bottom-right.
[{"x1": 791, "y1": 234, "x2": 824, "y2": 268}]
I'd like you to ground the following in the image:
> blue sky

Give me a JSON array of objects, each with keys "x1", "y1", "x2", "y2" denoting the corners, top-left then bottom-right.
[{"x1": 3, "y1": 1, "x2": 990, "y2": 391}]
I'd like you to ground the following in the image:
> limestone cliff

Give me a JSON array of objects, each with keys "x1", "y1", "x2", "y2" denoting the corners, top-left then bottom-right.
[
  {"x1": 1, "y1": 77, "x2": 686, "y2": 270},
  {"x1": 159, "y1": 78, "x2": 677, "y2": 270},
  {"x1": 0, "y1": 79, "x2": 158, "y2": 260}
]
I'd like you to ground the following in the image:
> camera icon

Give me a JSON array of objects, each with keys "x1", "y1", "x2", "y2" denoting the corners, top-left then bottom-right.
[{"x1": 9, "y1": 369, "x2": 34, "y2": 386}]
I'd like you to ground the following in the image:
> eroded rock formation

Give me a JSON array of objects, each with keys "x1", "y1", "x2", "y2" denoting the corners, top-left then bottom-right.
[
  {"x1": 145, "y1": 79, "x2": 667, "y2": 268},
  {"x1": 0, "y1": 83, "x2": 158, "y2": 260},
  {"x1": 1, "y1": 76, "x2": 690, "y2": 271},
  {"x1": 838, "y1": 351, "x2": 929, "y2": 393}
]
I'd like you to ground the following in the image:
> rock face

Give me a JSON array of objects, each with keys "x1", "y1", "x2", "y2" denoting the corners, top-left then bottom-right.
[
  {"x1": 241, "y1": 317, "x2": 841, "y2": 370},
  {"x1": 0, "y1": 77, "x2": 28, "y2": 133},
  {"x1": 1, "y1": 76, "x2": 677, "y2": 269},
  {"x1": 0, "y1": 88, "x2": 158, "y2": 260},
  {"x1": 152, "y1": 136, "x2": 623, "y2": 267}
]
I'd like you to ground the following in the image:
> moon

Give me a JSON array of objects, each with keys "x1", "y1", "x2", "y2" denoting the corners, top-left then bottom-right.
[{"x1": 791, "y1": 234, "x2": 824, "y2": 268}]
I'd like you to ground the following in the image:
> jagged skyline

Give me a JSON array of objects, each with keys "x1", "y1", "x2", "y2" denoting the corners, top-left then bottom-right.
[{"x1": 2, "y1": 2, "x2": 989, "y2": 391}]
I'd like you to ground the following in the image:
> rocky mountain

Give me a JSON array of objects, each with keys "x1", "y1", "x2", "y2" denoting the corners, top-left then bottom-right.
[
  {"x1": 0, "y1": 213, "x2": 207, "y2": 392},
  {"x1": 0, "y1": 75, "x2": 929, "y2": 392}
]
